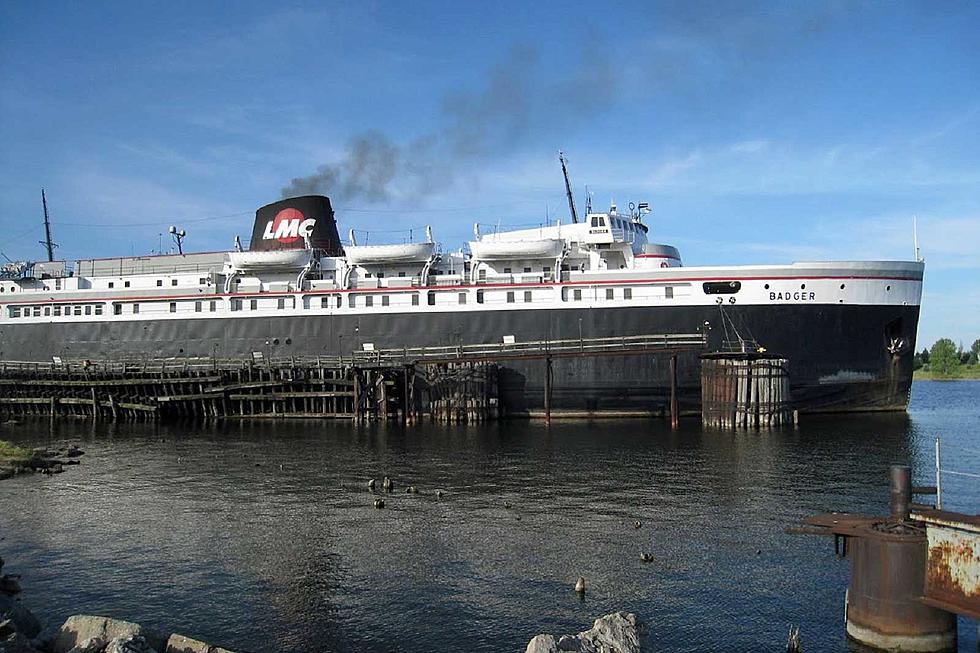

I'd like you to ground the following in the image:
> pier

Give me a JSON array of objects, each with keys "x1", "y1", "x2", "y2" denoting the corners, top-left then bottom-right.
[{"x1": 0, "y1": 331, "x2": 707, "y2": 423}]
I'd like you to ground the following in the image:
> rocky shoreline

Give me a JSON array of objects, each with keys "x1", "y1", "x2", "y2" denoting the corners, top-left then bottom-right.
[
  {"x1": 0, "y1": 559, "x2": 241, "y2": 653},
  {"x1": 0, "y1": 440, "x2": 85, "y2": 481}
]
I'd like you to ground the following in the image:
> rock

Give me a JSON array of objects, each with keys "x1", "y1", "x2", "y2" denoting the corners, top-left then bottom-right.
[
  {"x1": 382, "y1": 476, "x2": 393, "y2": 493},
  {"x1": 66, "y1": 447, "x2": 84, "y2": 458},
  {"x1": 66, "y1": 638, "x2": 106, "y2": 653},
  {"x1": 367, "y1": 479, "x2": 376, "y2": 491},
  {"x1": 0, "y1": 619, "x2": 16, "y2": 637},
  {"x1": 163, "y1": 634, "x2": 239, "y2": 653},
  {"x1": 524, "y1": 634, "x2": 558, "y2": 653},
  {"x1": 633, "y1": 521, "x2": 641, "y2": 529},
  {"x1": 0, "y1": 577, "x2": 21, "y2": 595},
  {"x1": 104, "y1": 635, "x2": 157, "y2": 653},
  {"x1": 574, "y1": 577, "x2": 585, "y2": 594},
  {"x1": 405, "y1": 486, "x2": 418, "y2": 494},
  {"x1": 639, "y1": 553, "x2": 654, "y2": 563},
  {"x1": 0, "y1": 594, "x2": 41, "y2": 638},
  {"x1": 50, "y1": 617, "x2": 165, "y2": 653},
  {"x1": 524, "y1": 612, "x2": 640, "y2": 653},
  {"x1": 1, "y1": 630, "x2": 42, "y2": 653},
  {"x1": 373, "y1": 498, "x2": 385, "y2": 509}
]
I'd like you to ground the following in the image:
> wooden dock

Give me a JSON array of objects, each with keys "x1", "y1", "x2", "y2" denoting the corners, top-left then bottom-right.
[{"x1": 0, "y1": 331, "x2": 707, "y2": 423}]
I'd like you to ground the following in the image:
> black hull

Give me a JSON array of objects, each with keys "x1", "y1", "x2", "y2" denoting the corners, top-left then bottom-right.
[{"x1": 0, "y1": 304, "x2": 919, "y2": 415}]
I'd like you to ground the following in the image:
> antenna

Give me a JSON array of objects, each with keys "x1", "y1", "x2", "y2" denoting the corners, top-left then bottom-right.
[
  {"x1": 585, "y1": 185, "x2": 592, "y2": 215},
  {"x1": 40, "y1": 189, "x2": 57, "y2": 262},
  {"x1": 558, "y1": 151, "x2": 579, "y2": 224},
  {"x1": 913, "y1": 216, "x2": 921, "y2": 262}
]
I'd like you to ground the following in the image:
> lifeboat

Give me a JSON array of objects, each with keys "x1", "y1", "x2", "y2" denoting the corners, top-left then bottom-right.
[
  {"x1": 469, "y1": 238, "x2": 563, "y2": 260},
  {"x1": 344, "y1": 241, "x2": 436, "y2": 265},
  {"x1": 227, "y1": 249, "x2": 312, "y2": 272}
]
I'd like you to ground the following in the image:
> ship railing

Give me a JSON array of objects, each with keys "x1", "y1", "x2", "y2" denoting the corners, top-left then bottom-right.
[{"x1": 350, "y1": 332, "x2": 708, "y2": 364}]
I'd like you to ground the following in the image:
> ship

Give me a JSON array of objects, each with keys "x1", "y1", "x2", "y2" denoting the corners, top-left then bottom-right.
[{"x1": 0, "y1": 193, "x2": 923, "y2": 416}]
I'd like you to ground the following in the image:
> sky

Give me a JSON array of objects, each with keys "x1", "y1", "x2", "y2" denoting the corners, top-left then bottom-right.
[{"x1": 1, "y1": 1, "x2": 978, "y2": 348}]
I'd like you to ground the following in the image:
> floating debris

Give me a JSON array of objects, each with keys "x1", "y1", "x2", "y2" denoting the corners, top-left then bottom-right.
[{"x1": 639, "y1": 553, "x2": 654, "y2": 563}]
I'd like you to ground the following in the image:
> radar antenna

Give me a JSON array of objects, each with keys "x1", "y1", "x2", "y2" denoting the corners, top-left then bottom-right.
[
  {"x1": 40, "y1": 188, "x2": 58, "y2": 262},
  {"x1": 558, "y1": 151, "x2": 579, "y2": 224}
]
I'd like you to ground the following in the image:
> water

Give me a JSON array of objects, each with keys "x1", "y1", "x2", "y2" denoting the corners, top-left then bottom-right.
[{"x1": 1, "y1": 381, "x2": 977, "y2": 652}]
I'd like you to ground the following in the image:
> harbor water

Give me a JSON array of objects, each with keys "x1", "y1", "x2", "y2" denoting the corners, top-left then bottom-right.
[{"x1": 1, "y1": 381, "x2": 977, "y2": 652}]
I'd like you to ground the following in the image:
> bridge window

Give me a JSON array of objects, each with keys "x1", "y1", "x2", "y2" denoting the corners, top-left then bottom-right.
[
  {"x1": 170, "y1": 302, "x2": 177, "y2": 313},
  {"x1": 108, "y1": 282, "x2": 114, "y2": 289},
  {"x1": 10, "y1": 307, "x2": 20, "y2": 318},
  {"x1": 349, "y1": 295, "x2": 356, "y2": 308},
  {"x1": 411, "y1": 293, "x2": 419, "y2": 306},
  {"x1": 574, "y1": 288, "x2": 582, "y2": 301},
  {"x1": 477, "y1": 290, "x2": 485, "y2": 304},
  {"x1": 277, "y1": 298, "x2": 286, "y2": 310},
  {"x1": 606, "y1": 288, "x2": 614, "y2": 300},
  {"x1": 321, "y1": 297, "x2": 330, "y2": 308},
  {"x1": 230, "y1": 300, "x2": 240, "y2": 312},
  {"x1": 171, "y1": 279, "x2": 178, "y2": 286},
  {"x1": 84, "y1": 305, "x2": 92, "y2": 315},
  {"x1": 624, "y1": 288, "x2": 632, "y2": 300},
  {"x1": 703, "y1": 281, "x2": 741, "y2": 295},
  {"x1": 665, "y1": 287, "x2": 674, "y2": 299},
  {"x1": 504, "y1": 267, "x2": 512, "y2": 274},
  {"x1": 199, "y1": 278, "x2": 207, "y2": 285},
  {"x1": 54, "y1": 306, "x2": 62, "y2": 316},
  {"x1": 458, "y1": 292, "x2": 467, "y2": 305},
  {"x1": 524, "y1": 290, "x2": 532, "y2": 303},
  {"x1": 382, "y1": 295, "x2": 390, "y2": 307},
  {"x1": 195, "y1": 301, "x2": 202, "y2": 313},
  {"x1": 133, "y1": 303, "x2": 140, "y2": 314},
  {"x1": 210, "y1": 301, "x2": 217, "y2": 312},
  {"x1": 250, "y1": 299, "x2": 258, "y2": 310},
  {"x1": 44, "y1": 306, "x2": 51, "y2": 316},
  {"x1": 365, "y1": 296, "x2": 374, "y2": 307},
  {"x1": 523, "y1": 267, "x2": 531, "y2": 273},
  {"x1": 156, "y1": 280, "x2": 163, "y2": 287},
  {"x1": 74, "y1": 306, "x2": 82, "y2": 316},
  {"x1": 506, "y1": 291, "x2": 515, "y2": 303},
  {"x1": 124, "y1": 281, "x2": 130, "y2": 288},
  {"x1": 427, "y1": 291, "x2": 436, "y2": 306}
]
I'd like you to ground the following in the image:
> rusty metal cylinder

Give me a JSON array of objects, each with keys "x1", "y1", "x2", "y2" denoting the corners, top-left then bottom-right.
[
  {"x1": 890, "y1": 464, "x2": 912, "y2": 522},
  {"x1": 846, "y1": 525, "x2": 957, "y2": 652}
]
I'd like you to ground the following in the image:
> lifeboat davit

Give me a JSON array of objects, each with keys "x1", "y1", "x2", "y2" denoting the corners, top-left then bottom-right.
[
  {"x1": 227, "y1": 249, "x2": 312, "y2": 272},
  {"x1": 344, "y1": 241, "x2": 436, "y2": 265},
  {"x1": 469, "y1": 238, "x2": 563, "y2": 260}
]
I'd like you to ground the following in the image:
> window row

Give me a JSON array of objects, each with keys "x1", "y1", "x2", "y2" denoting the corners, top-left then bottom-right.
[{"x1": 6, "y1": 285, "x2": 683, "y2": 319}]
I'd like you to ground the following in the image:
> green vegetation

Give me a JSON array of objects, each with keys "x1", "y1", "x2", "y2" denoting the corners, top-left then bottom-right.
[
  {"x1": 0, "y1": 439, "x2": 32, "y2": 464},
  {"x1": 913, "y1": 336, "x2": 980, "y2": 379}
]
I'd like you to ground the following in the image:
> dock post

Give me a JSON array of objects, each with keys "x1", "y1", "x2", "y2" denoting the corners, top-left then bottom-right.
[
  {"x1": 669, "y1": 354, "x2": 679, "y2": 428},
  {"x1": 544, "y1": 353, "x2": 552, "y2": 425},
  {"x1": 90, "y1": 387, "x2": 98, "y2": 422}
]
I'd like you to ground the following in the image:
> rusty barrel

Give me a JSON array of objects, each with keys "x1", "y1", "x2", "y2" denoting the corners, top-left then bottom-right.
[{"x1": 845, "y1": 508, "x2": 957, "y2": 651}]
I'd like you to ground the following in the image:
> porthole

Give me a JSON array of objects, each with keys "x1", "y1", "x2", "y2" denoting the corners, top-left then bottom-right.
[
  {"x1": 285, "y1": 338, "x2": 292, "y2": 345},
  {"x1": 273, "y1": 338, "x2": 280, "y2": 345},
  {"x1": 800, "y1": 283, "x2": 806, "y2": 290},
  {"x1": 764, "y1": 284, "x2": 770, "y2": 290},
  {"x1": 840, "y1": 284, "x2": 845, "y2": 290},
  {"x1": 886, "y1": 285, "x2": 891, "y2": 291}
]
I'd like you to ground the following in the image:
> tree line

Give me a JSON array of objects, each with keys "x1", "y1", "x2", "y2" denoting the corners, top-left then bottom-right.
[{"x1": 913, "y1": 338, "x2": 980, "y2": 375}]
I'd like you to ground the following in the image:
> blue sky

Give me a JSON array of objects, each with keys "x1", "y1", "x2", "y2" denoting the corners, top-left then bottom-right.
[{"x1": 1, "y1": 1, "x2": 978, "y2": 348}]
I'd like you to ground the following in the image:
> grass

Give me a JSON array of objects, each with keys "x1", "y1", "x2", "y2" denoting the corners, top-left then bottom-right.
[
  {"x1": 0, "y1": 439, "x2": 33, "y2": 464},
  {"x1": 913, "y1": 365, "x2": 980, "y2": 380}
]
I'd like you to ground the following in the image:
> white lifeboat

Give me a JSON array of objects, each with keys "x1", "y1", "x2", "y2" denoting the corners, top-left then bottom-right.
[
  {"x1": 469, "y1": 238, "x2": 563, "y2": 260},
  {"x1": 227, "y1": 249, "x2": 312, "y2": 272},
  {"x1": 344, "y1": 241, "x2": 436, "y2": 265}
]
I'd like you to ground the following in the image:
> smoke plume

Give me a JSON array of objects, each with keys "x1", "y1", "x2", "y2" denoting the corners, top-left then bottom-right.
[{"x1": 281, "y1": 45, "x2": 615, "y2": 203}]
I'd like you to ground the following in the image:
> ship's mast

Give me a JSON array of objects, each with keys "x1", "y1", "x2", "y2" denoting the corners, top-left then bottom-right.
[
  {"x1": 40, "y1": 188, "x2": 57, "y2": 262},
  {"x1": 559, "y1": 151, "x2": 579, "y2": 224}
]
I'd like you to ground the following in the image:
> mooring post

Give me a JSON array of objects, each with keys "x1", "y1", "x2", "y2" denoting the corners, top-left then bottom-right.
[
  {"x1": 890, "y1": 464, "x2": 912, "y2": 522},
  {"x1": 544, "y1": 353, "x2": 552, "y2": 425},
  {"x1": 90, "y1": 387, "x2": 98, "y2": 422},
  {"x1": 669, "y1": 354, "x2": 679, "y2": 428},
  {"x1": 934, "y1": 437, "x2": 943, "y2": 510}
]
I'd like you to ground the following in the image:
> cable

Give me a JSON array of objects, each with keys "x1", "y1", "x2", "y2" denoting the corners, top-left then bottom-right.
[{"x1": 53, "y1": 210, "x2": 253, "y2": 228}]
